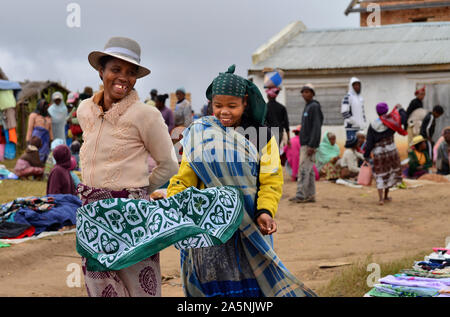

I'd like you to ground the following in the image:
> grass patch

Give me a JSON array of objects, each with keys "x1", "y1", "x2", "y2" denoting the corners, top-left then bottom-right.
[
  {"x1": 318, "y1": 251, "x2": 429, "y2": 297},
  {"x1": 1, "y1": 156, "x2": 47, "y2": 204}
]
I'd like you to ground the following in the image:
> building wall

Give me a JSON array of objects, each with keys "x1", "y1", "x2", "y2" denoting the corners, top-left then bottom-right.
[
  {"x1": 252, "y1": 70, "x2": 450, "y2": 159},
  {"x1": 360, "y1": 0, "x2": 450, "y2": 26}
]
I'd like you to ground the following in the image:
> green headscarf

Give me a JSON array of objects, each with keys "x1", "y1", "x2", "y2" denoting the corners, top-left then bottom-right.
[
  {"x1": 316, "y1": 132, "x2": 340, "y2": 170},
  {"x1": 206, "y1": 65, "x2": 267, "y2": 125}
]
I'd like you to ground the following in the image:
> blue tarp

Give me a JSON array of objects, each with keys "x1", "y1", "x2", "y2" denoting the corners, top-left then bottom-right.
[
  {"x1": 10, "y1": 194, "x2": 80, "y2": 235},
  {"x1": 0, "y1": 80, "x2": 21, "y2": 91}
]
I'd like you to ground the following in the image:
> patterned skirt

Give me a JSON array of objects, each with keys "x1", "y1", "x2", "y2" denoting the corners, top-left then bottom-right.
[
  {"x1": 372, "y1": 136, "x2": 402, "y2": 189},
  {"x1": 77, "y1": 184, "x2": 161, "y2": 297}
]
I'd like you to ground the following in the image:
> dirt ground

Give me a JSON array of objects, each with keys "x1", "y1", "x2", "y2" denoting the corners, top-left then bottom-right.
[{"x1": 1, "y1": 174, "x2": 449, "y2": 297}]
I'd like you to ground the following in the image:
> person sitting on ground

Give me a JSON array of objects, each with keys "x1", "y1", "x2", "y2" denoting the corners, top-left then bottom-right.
[
  {"x1": 14, "y1": 136, "x2": 45, "y2": 180},
  {"x1": 339, "y1": 137, "x2": 365, "y2": 180},
  {"x1": 436, "y1": 126, "x2": 450, "y2": 175},
  {"x1": 316, "y1": 132, "x2": 341, "y2": 181},
  {"x1": 407, "y1": 135, "x2": 432, "y2": 179},
  {"x1": 46, "y1": 144, "x2": 76, "y2": 195}
]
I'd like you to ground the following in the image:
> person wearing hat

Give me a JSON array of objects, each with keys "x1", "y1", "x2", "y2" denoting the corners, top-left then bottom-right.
[
  {"x1": 364, "y1": 103, "x2": 406, "y2": 205},
  {"x1": 406, "y1": 135, "x2": 432, "y2": 179},
  {"x1": 76, "y1": 36, "x2": 179, "y2": 297},
  {"x1": 341, "y1": 77, "x2": 367, "y2": 143},
  {"x1": 174, "y1": 87, "x2": 193, "y2": 128},
  {"x1": 48, "y1": 91, "x2": 68, "y2": 144},
  {"x1": 339, "y1": 136, "x2": 365, "y2": 180},
  {"x1": 167, "y1": 65, "x2": 316, "y2": 297},
  {"x1": 290, "y1": 83, "x2": 323, "y2": 203}
]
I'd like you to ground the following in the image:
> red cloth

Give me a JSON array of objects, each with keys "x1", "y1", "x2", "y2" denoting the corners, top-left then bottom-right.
[
  {"x1": 380, "y1": 108, "x2": 408, "y2": 136},
  {"x1": 9, "y1": 226, "x2": 36, "y2": 239}
]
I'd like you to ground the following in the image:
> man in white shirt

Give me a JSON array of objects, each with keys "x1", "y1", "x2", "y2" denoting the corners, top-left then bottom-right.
[{"x1": 341, "y1": 77, "x2": 367, "y2": 142}]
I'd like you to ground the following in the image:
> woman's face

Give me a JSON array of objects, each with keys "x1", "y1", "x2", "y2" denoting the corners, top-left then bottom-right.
[
  {"x1": 100, "y1": 58, "x2": 138, "y2": 103},
  {"x1": 328, "y1": 134, "x2": 336, "y2": 146},
  {"x1": 212, "y1": 95, "x2": 246, "y2": 128},
  {"x1": 417, "y1": 141, "x2": 427, "y2": 151},
  {"x1": 176, "y1": 91, "x2": 185, "y2": 101}
]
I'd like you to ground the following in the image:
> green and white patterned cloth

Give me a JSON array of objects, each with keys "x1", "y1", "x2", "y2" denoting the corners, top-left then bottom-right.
[{"x1": 76, "y1": 186, "x2": 244, "y2": 271}]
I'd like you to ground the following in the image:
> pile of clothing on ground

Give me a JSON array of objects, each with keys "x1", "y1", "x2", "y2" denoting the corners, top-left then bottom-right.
[
  {"x1": 0, "y1": 194, "x2": 80, "y2": 241},
  {"x1": 365, "y1": 245, "x2": 450, "y2": 297},
  {"x1": 0, "y1": 164, "x2": 18, "y2": 180}
]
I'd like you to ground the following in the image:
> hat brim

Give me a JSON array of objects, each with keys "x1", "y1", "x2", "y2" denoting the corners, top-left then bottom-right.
[
  {"x1": 301, "y1": 87, "x2": 315, "y2": 95},
  {"x1": 88, "y1": 51, "x2": 151, "y2": 79}
]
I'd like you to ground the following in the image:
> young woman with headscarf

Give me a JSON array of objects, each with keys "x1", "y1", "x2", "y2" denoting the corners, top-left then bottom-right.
[
  {"x1": 76, "y1": 37, "x2": 179, "y2": 297},
  {"x1": 364, "y1": 102, "x2": 407, "y2": 205},
  {"x1": 46, "y1": 144, "x2": 76, "y2": 195},
  {"x1": 26, "y1": 99, "x2": 53, "y2": 163},
  {"x1": 167, "y1": 65, "x2": 316, "y2": 297},
  {"x1": 48, "y1": 91, "x2": 68, "y2": 144}
]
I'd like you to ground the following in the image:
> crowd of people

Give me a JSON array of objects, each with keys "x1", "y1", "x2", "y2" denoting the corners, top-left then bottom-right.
[
  {"x1": 3, "y1": 35, "x2": 449, "y2": 299},
  {"x1": 266, "y1": 78, "x2": 448, "y2": 206}
]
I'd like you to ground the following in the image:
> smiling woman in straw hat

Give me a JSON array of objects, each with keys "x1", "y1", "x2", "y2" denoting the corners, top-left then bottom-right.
[
  {"x1": 76, "y1": 37, "x2": 179, "y2": 297},
  {"x1": 406, "y1": 135, "x2": 432, "y2": 179}
]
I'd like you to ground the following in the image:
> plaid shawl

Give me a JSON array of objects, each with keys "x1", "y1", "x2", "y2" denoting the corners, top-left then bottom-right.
[{"x1": 180, "y1": 116, "x2": 316, "y2": 297}]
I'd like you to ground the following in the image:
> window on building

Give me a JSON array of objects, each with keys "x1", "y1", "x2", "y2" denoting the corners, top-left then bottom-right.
[{"x1": 285, "y1": 85, "x2": 347, "y2": 126}]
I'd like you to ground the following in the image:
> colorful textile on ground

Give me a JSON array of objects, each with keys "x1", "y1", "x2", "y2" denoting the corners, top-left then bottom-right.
[
  {"x1": 76, "y1": 185, "x2": 244, "y2": 272},
  {"x1": 180, "y1": 116, "x2": 316, "y2": 297},
  {"x1": 8, "y1": 194, "x2": 80, "y2": 235},
  {"x1": 372, "y1": 283, "x2": 439, "y2": 297},
  {"x1": 0, "y1": 197, "x2": 56, "y2": 222},
  {"x1": 320, "y1": 162, "x2": 341, "y2": 180},
  {"x1": 372, "y1": 135, "x2": 402, "y2": 189}
]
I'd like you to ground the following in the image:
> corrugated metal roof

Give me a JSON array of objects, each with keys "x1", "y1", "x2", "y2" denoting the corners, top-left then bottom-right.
[{"x1": 251, "y1": 22, "x2": 450, "y2": 71}]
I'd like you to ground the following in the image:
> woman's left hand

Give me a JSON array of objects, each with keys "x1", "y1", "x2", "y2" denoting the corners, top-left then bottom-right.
[{"x1": 256, "y1": 213, "x2": 277, "y2": 235}]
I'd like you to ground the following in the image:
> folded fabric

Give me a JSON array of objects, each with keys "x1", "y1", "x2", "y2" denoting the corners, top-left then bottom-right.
[
  {"x1": 380, "y1": 275, "x2": 450, "y2": 290},
  {"x1": 374, "y1": 283, "x2": 439, "y2": 297},
  {"x1": 366, "y1": 288, "x2": 397, "y2": 297},
  {"x1": 0, "y1": 241, "x2": 10, "y2": 248},
  {"x1": 402, "y1": 268, "x2": 450, "y2": 279},
  {"x1": 77, "y1": 186, "x2": 244, "y2": 272}
]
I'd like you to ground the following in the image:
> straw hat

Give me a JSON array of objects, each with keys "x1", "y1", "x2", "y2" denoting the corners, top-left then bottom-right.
[
  {"x1": 410, "y1": 135, "x2": 426, "y2": 147},
  {"x1": 88, "y1": 37, "x2": 150, "y2": 78}
]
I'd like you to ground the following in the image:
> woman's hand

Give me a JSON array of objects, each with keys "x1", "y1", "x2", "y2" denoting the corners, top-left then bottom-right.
[{"x1": 256, "y1": 213, "x2": 277, "y2": 235}]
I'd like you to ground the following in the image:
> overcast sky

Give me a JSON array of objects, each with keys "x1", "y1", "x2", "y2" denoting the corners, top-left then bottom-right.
[{"x1": 0, "y1": 0, "x2": 359, "y2": 111}]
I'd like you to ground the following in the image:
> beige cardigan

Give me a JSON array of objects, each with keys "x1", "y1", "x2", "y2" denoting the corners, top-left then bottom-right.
[{"x1": 77, "y1": 90, "x2": 179, "y2": 192}]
